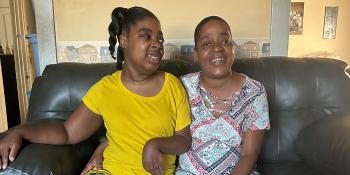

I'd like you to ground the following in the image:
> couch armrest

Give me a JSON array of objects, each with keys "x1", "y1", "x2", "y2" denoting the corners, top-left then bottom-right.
[
  {"x1": 0, "y1": 119, "x2": 103, "y2": 175},
  {"x1": 295, "y1": 111, "x2": 350, "y2": 175},
  {"x1": 0, "y1": 141, "x2": 95, "y2": 175}
]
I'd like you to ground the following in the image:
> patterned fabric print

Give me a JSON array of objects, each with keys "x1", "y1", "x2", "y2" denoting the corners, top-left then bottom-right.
[
  {"x1": 176, "y1": 72, "x2": 270, "y2": 175},
  {"x1": 194, "y1": 139, "x2": 230, "y2": 168}
]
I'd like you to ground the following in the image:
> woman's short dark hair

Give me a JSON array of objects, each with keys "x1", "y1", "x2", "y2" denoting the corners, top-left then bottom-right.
[{"x1": 194, "y1": 16, "x2": 231, "y2": 48}]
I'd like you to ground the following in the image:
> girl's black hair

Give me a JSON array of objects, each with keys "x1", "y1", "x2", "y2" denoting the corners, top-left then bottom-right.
[
  {"x1": 108, "y1": 6, "x2": 158, "y2": 70},
  {"x1": 194, "y1": 16, "x2": 232, "y2": 48}
]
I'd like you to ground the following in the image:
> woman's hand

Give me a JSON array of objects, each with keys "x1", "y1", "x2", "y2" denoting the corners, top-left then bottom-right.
[
  {"x1": 80, "y1": 139, "x2": 108, "y2": 175},
  {"x1": 0, "y1": 130, "x2": 23, "y2": 170},
  {"x1": 230, "y1": 130, "x2": 264, "y2": 175},
  {"x1": 142, "y1": 139, "x2": 163, "y2": 175}
]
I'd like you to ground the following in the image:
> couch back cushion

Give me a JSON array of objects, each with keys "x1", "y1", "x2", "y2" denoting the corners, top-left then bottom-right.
[
  {"x1": 27, "y1": 63, "x2": 116, "y2": 122},
  {"x1": 27, "y1": 57, "x2": 350, "y2": 163},
  {"x1": 27, "y1": 59, "x2": 197, "y2": 122},
  {"x1": 232, "y1": 57, "x2": 350, "y2": 163}
]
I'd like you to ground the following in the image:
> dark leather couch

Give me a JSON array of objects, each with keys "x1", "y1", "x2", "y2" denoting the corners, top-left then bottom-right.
[{"x1": 1, "y1": 57, "x2": 350, "y2": 175}]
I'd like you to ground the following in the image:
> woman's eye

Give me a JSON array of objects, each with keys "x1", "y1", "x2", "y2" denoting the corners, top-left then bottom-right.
[
  {"x1": 202, "y1": 42, "x2": 212, "y2": 47},
  {"x1": 222, "y1": 39, "x2": 232, "y2": 45}
]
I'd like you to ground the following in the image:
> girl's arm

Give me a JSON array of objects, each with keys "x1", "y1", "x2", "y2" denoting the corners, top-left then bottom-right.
[
  {"x1": 230, "y1": 130, "x2": 265, "y2": 175},
  {"x1": 151, "y1": 125, "x2": 191, "y2": 154},
  {"x1": 81, "y1": 126, "x2": 191, "y2": 175},
  {"x1": 0, "y1": 103, "x2": 102, "y2": 170},
  {"x1": 142, "y1": 126, "x2": 191, "y2": 175}
]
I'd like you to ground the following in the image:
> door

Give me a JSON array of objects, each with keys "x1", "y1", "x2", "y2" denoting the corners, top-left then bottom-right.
[
  {"x1": 0, "y1": 0, "x2": 11, "y2": 131},
  {"x1": 0, "y1": 60, "x2": 7, "y2": 132}
]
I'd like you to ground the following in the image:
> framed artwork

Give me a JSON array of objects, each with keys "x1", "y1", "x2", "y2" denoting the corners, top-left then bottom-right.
[
  {"x1": 323, "y1": 6, "x2": 338, "y2": 39},
  {"x1": 289, "y1": 2, "x2": 304, "y2": 35}
]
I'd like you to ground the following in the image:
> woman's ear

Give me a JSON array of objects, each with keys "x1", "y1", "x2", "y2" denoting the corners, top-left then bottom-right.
[
  {"x1": 194, "y1": 47, "x2": 198, "y2": 62},
  {"x1": 232, "y1": 45, "x2": 236, "y2": 57},
  {"x1": 119, "y1": 33, "x2": 127, "y2": 48}
]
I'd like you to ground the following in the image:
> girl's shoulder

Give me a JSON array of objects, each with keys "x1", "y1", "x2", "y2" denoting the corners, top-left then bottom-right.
[
  {"x1": 163, "y1": 71, "x2": 184, "y2": 88},
  {"x1": 99, "y1": 71, "x2": 121, "y2": 84}
]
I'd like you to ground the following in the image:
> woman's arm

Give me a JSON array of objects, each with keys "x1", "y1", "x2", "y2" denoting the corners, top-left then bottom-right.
[
  {"x1": 230, "y1": 130, "x2": 264, "y2": 175},
  {"x1": 0, "y1": 103, "x2": 102, "y2": 169},
  {"x1": 142, "y1": 126, "x2": 191, "y2": 175}
]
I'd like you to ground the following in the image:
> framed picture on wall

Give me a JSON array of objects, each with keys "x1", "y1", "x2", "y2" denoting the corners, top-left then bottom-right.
[
  {"x1": 323, "y1": 6, "x2": 338, "y2": 39},
  {"x1": 289, "y1": 2, "x2": 304, "y2": 35}
]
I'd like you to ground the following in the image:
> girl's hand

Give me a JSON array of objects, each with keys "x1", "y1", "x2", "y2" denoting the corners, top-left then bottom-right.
[
  {"x1": 142, "y1": 139, "x2": 163, "y2": 175},
  {"x1": 0, "y1": 131, "x2": 23, "y2": 170},
  {"x1": 80, "y1": 154, "x2": 103, "y2": 175},
  {"x1": 80, "y1": 139, "x2": 108, "y2": 175}
]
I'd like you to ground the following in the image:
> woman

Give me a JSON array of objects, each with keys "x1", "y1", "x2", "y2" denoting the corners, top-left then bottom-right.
[{"x1": 176, "y1": 16, "x2": 270, "y2": 175}]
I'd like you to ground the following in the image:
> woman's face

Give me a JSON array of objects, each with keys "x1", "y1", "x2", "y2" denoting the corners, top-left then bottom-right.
[
  {"x1": 195, "y1": 20, "x2": 234, "y2": 79},
  {"x1": 121, "y1": 17, "x2": 164, "y2": 75}
]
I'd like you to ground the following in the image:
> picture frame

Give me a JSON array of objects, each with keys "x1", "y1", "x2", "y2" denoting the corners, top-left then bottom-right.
[
  {"x1": 323, "y1": 6, "x2": 338, "y2": 39},
  {"x1": 289, "y1": 2, "x2": 304, "y2": 35}
]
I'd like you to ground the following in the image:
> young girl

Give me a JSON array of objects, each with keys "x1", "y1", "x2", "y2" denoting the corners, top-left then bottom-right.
[{"x1": 0, "y1": 7, "x2": 192, "y2": 175}]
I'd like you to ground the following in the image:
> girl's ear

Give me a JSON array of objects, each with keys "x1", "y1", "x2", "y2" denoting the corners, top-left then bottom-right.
[{"x1": 119, "y1": 33, "x2": 127, "y2": 48}]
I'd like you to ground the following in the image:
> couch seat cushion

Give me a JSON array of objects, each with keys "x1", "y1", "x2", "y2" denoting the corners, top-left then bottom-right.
[
  {"x1": 295, "y1": 112, "x2": 350, "y2": 175},
  {"x1": 257, "y1": 161, "x2": 318, "y2": 175}
]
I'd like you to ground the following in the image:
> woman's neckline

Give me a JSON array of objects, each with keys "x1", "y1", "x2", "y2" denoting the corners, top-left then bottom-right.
[{"x1": 198, "y1": 73, "x2": 247, "y2": 119}]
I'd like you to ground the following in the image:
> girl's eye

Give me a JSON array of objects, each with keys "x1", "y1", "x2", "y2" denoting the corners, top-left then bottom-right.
[
  {"x1": 140, "y1": 34, "x2": 151, "y2": 39},
  {"x1": 158, "y1": 37, "x2": 164, "y2": 44}
]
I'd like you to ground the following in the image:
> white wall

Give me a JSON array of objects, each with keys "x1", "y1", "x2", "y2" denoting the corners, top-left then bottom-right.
[{"x1": 31, "y1": 0, "x2": 56, "y2": 75}]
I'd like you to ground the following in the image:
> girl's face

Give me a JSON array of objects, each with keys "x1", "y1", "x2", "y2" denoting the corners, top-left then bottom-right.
[
  {"x1": 195, "y1": 20, "x2": 234, "y2": 79},
  {"x1": 120, "y1": 17, "x2": 164, "y2": 75}
]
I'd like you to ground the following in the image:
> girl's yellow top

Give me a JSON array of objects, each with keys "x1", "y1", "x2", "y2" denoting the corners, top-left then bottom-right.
[{"x1": 83, "y1": 71, "x2": 191, "y2": 175}]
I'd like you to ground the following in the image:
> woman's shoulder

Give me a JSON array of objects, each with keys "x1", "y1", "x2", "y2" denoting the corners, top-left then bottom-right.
[
  {"x1": 180, "y1": 72, "x2": 200, "y2": 83},
  {"x1": 241, "y1": 73, "x2": 266, "y2": 93}
]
